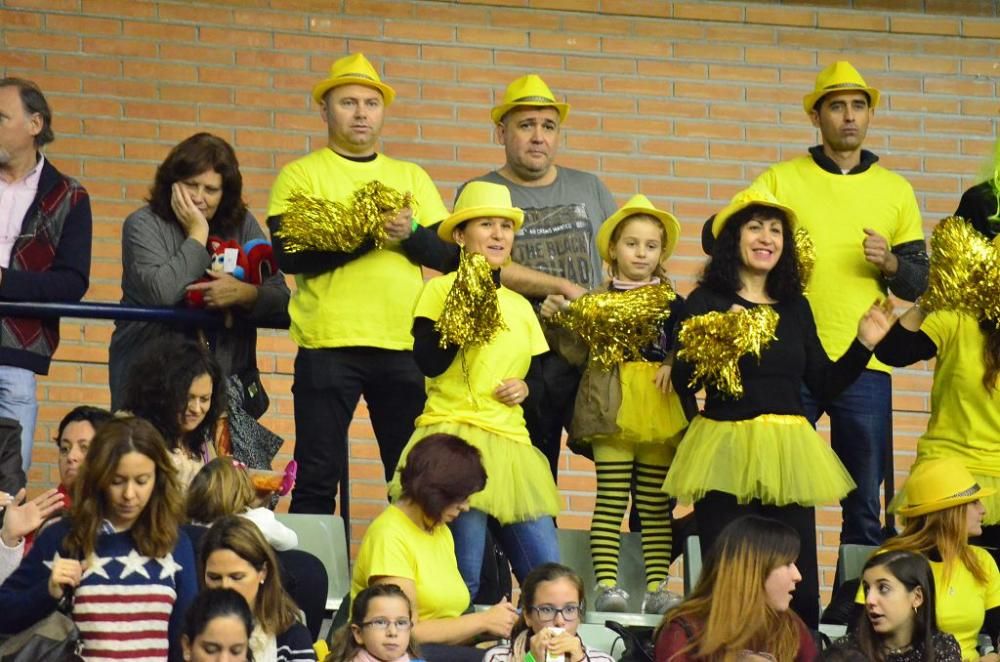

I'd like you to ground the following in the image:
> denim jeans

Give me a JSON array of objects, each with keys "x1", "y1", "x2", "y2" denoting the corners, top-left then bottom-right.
[
  {"x1": 0, "y1": 366, "x2": 37, "y2": 473},
  {"x1": 449, "y1": 508, "x2": 560, "y2": 598},
  {"x1": 801, "y1": 369, "x2": 891, "y2": 546}
]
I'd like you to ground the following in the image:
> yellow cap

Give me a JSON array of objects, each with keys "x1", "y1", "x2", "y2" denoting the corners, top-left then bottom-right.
[
  {"x1": 802, "y1": 61, "x2": 880, "y2": 114},
  {"x1": 491, "y1": 74, "x2": 569, "y2": 125},
  {"x1": 312, "y1": 53, "x2": 396, "y2": 106},
  {"x1": 596, "y1": 194, "x2": 681, "y2": 262},
  {"x1": 437, "y1": 182, "x2": 524, "y2": 243}
]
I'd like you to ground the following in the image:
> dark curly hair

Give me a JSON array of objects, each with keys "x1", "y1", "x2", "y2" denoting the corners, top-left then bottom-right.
[
  {"x1": 121, "y1": 337, "x2": 226, "y2": 455},
  {"x1": 700, "y1": 203, "x2": 802, "y2": 302},
  {"x1": 399, "y1": 434, "x2": 487, "y2": 523},
  {"x1": 147, "y1": 132, "x2": 247, "y2": 236}
]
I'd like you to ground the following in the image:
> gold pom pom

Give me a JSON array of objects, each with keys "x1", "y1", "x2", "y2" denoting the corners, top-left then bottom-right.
[
  {"x1": 275, "y1": 181, "x2": 413, "y2": 253},
  {"x1": 922, "y1": 215, "x2": 1000, "y2": 322},
  {"x1": 794, "y1": 227, "x2": 815, "y2": 290},
  {"x1": 434, "y1": 250, "x2": 506, "y2": 348},
  {"x1": 551, "y1": 283, "x2": 677, "y2": 370},
  {"x1": 677, "y1": 305, "x2": 779, "y2": 398}
]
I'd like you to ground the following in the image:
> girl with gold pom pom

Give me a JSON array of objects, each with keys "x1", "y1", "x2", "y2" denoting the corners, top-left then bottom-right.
[
  {"x1": 663, "y1": 188, "x2": 895, "y2": 629},
  {"x1": 540, "y1": 194, "x2": 692, "y2": 615},
  {"x1": 387, "y1": 181, "x2": 561, "y2": 601}
]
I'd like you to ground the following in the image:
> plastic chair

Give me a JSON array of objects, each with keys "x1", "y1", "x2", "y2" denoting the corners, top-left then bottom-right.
[
  {"x1": 557, "y1": 528, "x2": 647, "y2": 613},
  {"x1": 836, "y1": 544, "x2": 878, "y2": 587},
  {"x1": 577, "y1": 622, "x2": 623, "y2": 657},
  {"x1": 276, "y1": 513, "x2": 351, "y2": 613},
  {"x1": 682, "y1": 535, "x2": 701, "y2": 594}
]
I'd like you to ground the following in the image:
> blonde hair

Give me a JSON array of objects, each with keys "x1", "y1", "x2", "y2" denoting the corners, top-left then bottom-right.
[
  {"x1": 881, "y1": 504, "x2": 989, "y2": 585},
  {"x1": 606, "y1": 213, "x2": 669, "y2": 281},
  {"x1": 658, "y1": 516, "x2": 803, "y2": 662},
  {"x1": 186, "y1": 457, "x2": 256, "y2": 524}
]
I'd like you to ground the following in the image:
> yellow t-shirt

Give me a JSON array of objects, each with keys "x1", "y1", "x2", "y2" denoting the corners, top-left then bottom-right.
[
  {"x1": 919, "y1": 311, "x2": 1000, "y2": 476},
  {"x1": 351, "y1": 504, "x2": 470, "y2": 622},
  {"x1": 267, "y1": 149, "x2": 448, "y2": 350},
  {"x1": 413, "y1": 272, "x2": 549, "y2": 445},
  {"x1": 753, "y1": 157, "x2": 924, "y2": 373},
  {"x1": 855, "y1": 546, "x2": 1000, "y2": 660}
]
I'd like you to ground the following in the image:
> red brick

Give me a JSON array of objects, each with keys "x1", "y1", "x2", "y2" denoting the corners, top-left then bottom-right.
[
  {"x1": 565, "y1": 56, "x2": 633, "y2": 75},
  {"x1": 891, "y1": 15, "x2": 961, "y2": 36},
  {"x1": 601, "y1": 36, "x2": 670, "y2": 58},
  {"x1": 746, "y1": 5, "x2": 816, "y2": 27},
  {"x1": 639, "y1": 139, "x2": 707, "y2": 159},
  {"x1": 672, "y1": 1, "x2": 743, "y2": 22},
  {"x1": 817, "y1": 11, "x2": 888, "y2": 31},
  {"x1": 82, "y1": 38, "x2": 157, "y2": 58},
  {"x1": 925, "y1": 77, "x2": 994, "y2": 97},
  {"x1": 675, "y1": 81, "x2": 745, "y2": 102},
  {"x1": 561, "y1": 13, "x2": 630, "y2": 35},
  {"x1": 160, "y1": 84, "x2": 233, "y2": 105},
  {"x1": 200, "y1": 27, "x2": 272, "y2": 48},
  {"x1": 46, "y1": 14, "x2": 120, "y2": 34},
  {"x1": 603, "y1": 117, "x2": 670, "y2": 136},
  {"x1": 602, "y1": 76, "x2": 671, "y2": 97},
  {"x1": 495, "y1": 50, "x2": 563, "y2": 71},
  {"x1": 421, "y1": 44, "x2": 490, "y2": 64},
  {"x1": 198, "y1": 66, "x2": 271, "y2": 88},
  {"x1": 673, "y1": 42, "x2": 743, "y2": 62},
  {"x1": 962, "y1": 59, "x2": 1000, "y2": 77},
  {"x1": 82, "y1": 0, "x2": 154, "y2": 16},
  {"x1": 125, "y1": 101, "x2": 197, "y2": 122},
  {"x1": 529, "y1": 32, "x2": 600, "y2": 53},
  {"x1": 889, "y1": 54, "x2": 959, "y2": 75},
  {"x1": 416, "y1": 2, "x2": 484, "y2": 25},
  {"x1": 124, "y1": 61, "x2": 197, "y2": 83},
  {"x1": 0, "y1": 8, "x2": 43, "y2": 28},
  {"x1": 234, "y1": 8, "x2": 305, "y2": 31},
  {"x1": 963, "y1": 19, "x2": 1000, "y2": 39},
  {"x1": 637, "y1": 60, "x2": 706, "y2": 79},
  {"x1": 0, "y1": 50, "x2": 44, "y2": 69},
  {"x1": 122, "y1": 20, "x2": 196, "y2": 41},
  {"x1": 384, "y1": 22, "x2": 454, "y2": 43},
  {"x1": 457, "y1": 26, "x2": 527, "y2": 47},
  {"x1": 7, "y1": 31, "x2": 78, "y2": 51},
  {"x1": 159, "y1": 4, "x2": 232, "y2": 25},
  {"x1": 344, "y1": 0, "x2": 415, "y2": 19}
]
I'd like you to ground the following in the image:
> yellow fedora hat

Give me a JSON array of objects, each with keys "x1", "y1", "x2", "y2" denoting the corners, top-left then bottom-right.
[
  {"x1": 802, "y1": 60, "x2": 880, "y2": 114},
  {"x1": 312, "y1": 53, "x2": 396, "y2": 106},
  {"x1": 491, "y1": 74, "x2": 570, "y2": 125},
  {"x1": 711, "y1": 187, "x2": 798, "y2": 238},
  {"x1": 437, "y1": 181, "x2": 524, "y2": 243},
  {"x1": 895, "y1": 457, "x2": 996, "y2": 518},
  {"x1": 596, "y1": 194, "x2": 681, "y2": 263}
]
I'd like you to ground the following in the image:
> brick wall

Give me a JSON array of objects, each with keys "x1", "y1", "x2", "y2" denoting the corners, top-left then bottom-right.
[{"x1": 2, "y1": 0, "x2": 999, "y2": 600}]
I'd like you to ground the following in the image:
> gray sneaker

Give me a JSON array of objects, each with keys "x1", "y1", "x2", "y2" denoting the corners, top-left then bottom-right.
[
  {"x1": 594, "y1": 584, "x2": 629, "y2": 612},
  {"x1": 641, "y1": 581, "x2": 682, "y2": 614}
]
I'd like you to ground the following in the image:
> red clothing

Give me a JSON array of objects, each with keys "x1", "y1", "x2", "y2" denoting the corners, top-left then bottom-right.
[{"x1": 654, "y1": 616, "x2": 818, "y2": 662}]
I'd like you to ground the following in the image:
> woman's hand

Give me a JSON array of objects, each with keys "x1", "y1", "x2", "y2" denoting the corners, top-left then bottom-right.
[
  {"x1": 479, "y1": 597, "x2": 518, "y2": 638},
  {"x1": 540, "y1": 294, "x2": 569, "y2": 319},
  {"x1": 856, "y1": 298, "x2": 897, "y2": 350},
  {"x1": 171, "y1": 182, "x2": 210, "y2": 245},
  {"x1": 1, "y1": 488, "x2": 64, "y2": 548},
  {"x1": 185, "y1": 271, "x2": 259, "y2": 311},
  {"x1": 547, "y1": 630, "x2": 585, "y2": 662},
  {"x1": 978, "y1": 655, "x2": 1000, "y2": 662},
  {"x1": 653, "y1": 363, "x2": 673, "y2": 395},
  {"x1": 48, "y1": 557, "x2": 83, "y2": 600},
  {"x1": 494, "y1": 378, "x2": 529, "y2": 407}
]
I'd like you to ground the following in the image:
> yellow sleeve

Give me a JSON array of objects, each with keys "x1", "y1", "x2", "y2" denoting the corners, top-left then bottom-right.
[
  {"x1": 411, "y1": 166, "x2": 449, "y2": 229},
  {"x1": 920, "y1": 310, "x2": 956, "y2": 350},
  {"x1": 413, "y1": 275, "x2": 451, "y2": 322},
  {"x1": 750, "y1": 166, "x2": 779, "y2": 195},
  {"x1": 267, "y1": 161, "x2": 308, "y2": 217},
  {"x1": 892, "y1": 179, "x2": 925, "y2": 246},
  {"x1": 360, "y1": 525, "x2": 418, "y2": 583}
]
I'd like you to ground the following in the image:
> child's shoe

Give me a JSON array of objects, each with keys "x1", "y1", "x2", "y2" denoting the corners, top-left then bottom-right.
[
  {"x1": 593, "y1": 584, "x2": 629, "y2": 612},
  {"x1": 641, "y1": 581, "x2": 682, "y2": 614}
]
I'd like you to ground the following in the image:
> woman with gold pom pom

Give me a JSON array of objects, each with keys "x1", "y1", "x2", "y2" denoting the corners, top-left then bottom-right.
[
  {"x1": 663, "y1": 187, "x2": 895, "y2": 628},
  {"x1": 388, "y1": 181, "x2": 560, "y2": 600}
]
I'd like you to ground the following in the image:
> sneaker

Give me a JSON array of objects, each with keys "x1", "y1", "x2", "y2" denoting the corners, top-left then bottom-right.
[
  {"x1": 594, "y1": 584, "x2": 629, "y2": 612},
  {"x1": 641, "y1": 581, "x2": 682, "y2": 614}
]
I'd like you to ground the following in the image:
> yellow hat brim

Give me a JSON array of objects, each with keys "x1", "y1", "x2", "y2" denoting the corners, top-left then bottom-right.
[
  {"x1": 803, "y1": 85, "x2": 880, "y2": 114},
  {"x1": 596, "y1": 207, "x2": 681, "y2": 263},
  {"x1": 894, "y1": 485, "x2": 997, "y2": 518},
  {"x1": 312, "y1": 76, "x2": 396, "y2": 106},
  {"x1": 491, "y1": 101, "x2": 569, "y2": 125},
  {"x1": 711, "y1": 199, "x2": 798, "y2": 238},
  {"x1": 437, "y1": 207, "x2": 525, "y2": 243}
]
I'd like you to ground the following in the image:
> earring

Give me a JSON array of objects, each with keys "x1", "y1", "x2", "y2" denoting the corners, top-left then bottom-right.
[{"x1": 913, "y1": 605, "x2": 918, "y2": 616}]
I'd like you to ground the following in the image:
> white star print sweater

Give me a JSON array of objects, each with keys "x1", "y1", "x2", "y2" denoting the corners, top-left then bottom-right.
[{"x1": 0, "y1": 518, "x2": 197, "y2": 661}]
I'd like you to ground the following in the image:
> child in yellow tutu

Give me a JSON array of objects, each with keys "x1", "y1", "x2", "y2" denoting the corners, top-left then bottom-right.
[
  {"x1": 541, "y1": 194, "x2": 691, "y2": 614},
  {"x1": 663, "y1": 188, "x2": 894, "y2": 628},
  {"x1": 388, "y1": 181, "x2": 560, "y2": 599}
]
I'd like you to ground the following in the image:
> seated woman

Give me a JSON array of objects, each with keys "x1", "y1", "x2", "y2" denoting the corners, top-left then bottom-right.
[
  {"x1": 354, "y1": 433, "x2": 518, "y2": 652},
  {"x1": 182, "y1": 587, "x2": 256, "y2": 662},
  {"x1": 390, "y1": 181, "x2": 560, "y2": 598},
  {"x1": 870, "y1": 458, "x2": 1000, "y2": 660},
  {"x1": 836, "y1": 550, "x2": 961, "y2": 661},
  {"x1": 483, "y1": 563, "x2": 614, "y2": 662},
  {"x1": 186, "y1": 458, "x2": 328, "y2": 640},
  {"x1": 200, "y1": 516, "x2": 317, "y2": 662},
  {"x1": 122, "y1": 337, "x2": 227, "y2": 488},
  {"x1": 654, "y1": 515, "x2": 818, "y2": 662},
  {"x1": 0, "y1": 417, "x2": 197, "y2": 660},
  {"x1": 109, "y1": 132, "x2": 289, "y2": 412}
]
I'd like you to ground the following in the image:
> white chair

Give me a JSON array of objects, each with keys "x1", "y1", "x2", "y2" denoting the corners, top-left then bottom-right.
[{"x1": 276, "y1": 513, "x2": 351, "y2": 613}]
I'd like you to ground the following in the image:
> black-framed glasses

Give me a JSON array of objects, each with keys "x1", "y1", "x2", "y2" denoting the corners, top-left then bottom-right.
[
  {"x1": 530, "y1": 604, "x2": 580, "y2": 622},
  {"x1": 361, "y1": 617, "x2": 412, "y2": 631}
]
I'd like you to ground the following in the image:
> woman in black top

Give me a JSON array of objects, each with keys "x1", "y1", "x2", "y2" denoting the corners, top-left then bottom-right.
[{"x1": 663, "y1": 188, "x2": 893, "y2": 628}]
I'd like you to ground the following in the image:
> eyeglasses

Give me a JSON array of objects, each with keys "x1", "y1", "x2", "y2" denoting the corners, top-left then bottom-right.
[
  {"x1": 361, "y1": 618, "x2": 412, "y2": 631},
  {"x1": 530, "y1": 604, "x2": 580, "y2": 622}
]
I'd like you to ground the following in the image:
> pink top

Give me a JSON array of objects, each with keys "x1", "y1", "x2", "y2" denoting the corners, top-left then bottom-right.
[{"x1": 0, "y1": 153, "x2": 44, "y2": 268}]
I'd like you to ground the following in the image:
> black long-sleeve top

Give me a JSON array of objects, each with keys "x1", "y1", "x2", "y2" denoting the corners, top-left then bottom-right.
[
  {"x1": 874, "y1": 321, "x2": 937, "y2": 367},
  {"x1": 671, "y1": 286, "x2": 873, "y2": 421},
  {"x1": 955, "y1": 181, "x2": 1000, "y2": 241}
]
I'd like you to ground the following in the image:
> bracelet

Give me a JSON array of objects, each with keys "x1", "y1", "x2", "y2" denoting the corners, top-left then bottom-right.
[{"x1": 411, "y1": 218, "x2": 420, "y2": 233}]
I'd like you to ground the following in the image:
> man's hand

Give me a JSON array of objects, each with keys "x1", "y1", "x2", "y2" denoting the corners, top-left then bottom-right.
[
  {"x1": 384, "y1": 207, "x2": 415, "y2": 242},
  {"x1": 863, "y1": 228, "x2": 898, "y2": 276}
]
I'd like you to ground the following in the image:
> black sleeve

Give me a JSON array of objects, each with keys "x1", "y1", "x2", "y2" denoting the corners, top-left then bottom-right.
[
  {"x1": 984, "y1": 605, "x2": 1000, "y2": 649},
  {"x1": 873, "y1": 321, "x2": 938, "y2": 367},
  {"x1": 799, "y1": 296, "x2": 873, "y2": 401},
  {"x1": 885, "y1": 238, "x2": 929, "y2": 302},
  {"x1": 266, "y1": 214, "x2": 374, "y2": 276},
  {"x1": 660, "y1": 294, "x2": 686, "y2": 354},
  {"x1": 411, "y1": 316, "x2": 459, "y2": 377},
  {"x1": 400, "y1": 222, "x2": 461, "y2": 273},
  {"x1": 521, "y1": 354, "x2": 545, "y2": 422}
]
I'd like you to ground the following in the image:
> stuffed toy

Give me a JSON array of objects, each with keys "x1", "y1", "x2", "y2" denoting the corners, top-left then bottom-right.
[{"x1": 186, "y1": 237, "x2": 277, "y2": 307}]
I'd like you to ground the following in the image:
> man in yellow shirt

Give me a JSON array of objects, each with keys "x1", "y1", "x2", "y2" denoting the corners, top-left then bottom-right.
[
  {"x1": 745, "y1": 62, "x2": 929, "y2": 548},
  {"x1": 267, "y1": 53, "x2": 449, "y2": 516}
]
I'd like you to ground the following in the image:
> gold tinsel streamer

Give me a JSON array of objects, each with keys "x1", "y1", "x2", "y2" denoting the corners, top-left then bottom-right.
[
  {"x1": 677, "y1": 305, "x2": 780, "y2": 398},
  {"x1": 550, "y1": 283, "x2": 677, "y2": 371},
  {"x1": 794, "y1": 227, "x2": 815, "y2": 290},
  {"x1": 434, "y1": 250, "x2": 506, "y2": 348},
  {"x1": 921, "y1": 215, "x2": 1000, "y2": 322},
  {"x1": 275, "y1": 181, "x2": 414, "y2": 253}
]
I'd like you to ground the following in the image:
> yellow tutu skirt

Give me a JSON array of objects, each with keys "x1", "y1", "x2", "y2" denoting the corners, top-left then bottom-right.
[
  {"x1": 388, "y1": 421, "x2": 561, "y2": 525},
  {"x1": 613, "y1": 362, "x2": 688, "y2": 446},
  {"x1": 663, "y1": 414, "x2": 856, "y2": 506}
]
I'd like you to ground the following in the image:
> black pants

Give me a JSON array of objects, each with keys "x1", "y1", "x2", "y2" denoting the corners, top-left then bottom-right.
[
  {"x1": 289, "y1": 347, "x2": 425, "y2": 515},
  {"x1": 693, "y1": 491, "x2": 820, "y2": 630},
  {"x1": 523, "y1": 351, "x2": 582, "y2": 479}
]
